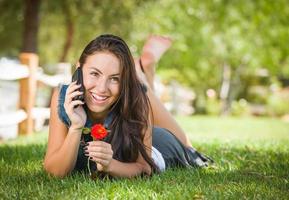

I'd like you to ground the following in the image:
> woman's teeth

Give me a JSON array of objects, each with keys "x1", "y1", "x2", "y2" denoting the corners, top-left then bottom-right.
[{"x1": 92, "y1": 93, "x2": 108, "y2": 101}]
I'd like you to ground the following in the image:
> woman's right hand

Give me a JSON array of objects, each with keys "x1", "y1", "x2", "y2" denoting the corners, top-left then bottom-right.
[{"x1": 64, "y1": 81, "x2": 87, "y2": 130}]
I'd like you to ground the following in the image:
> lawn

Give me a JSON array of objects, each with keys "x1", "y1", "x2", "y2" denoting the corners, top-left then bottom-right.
[{"x1": 0, "y1": 116, "x2": 288, "y2": 199}]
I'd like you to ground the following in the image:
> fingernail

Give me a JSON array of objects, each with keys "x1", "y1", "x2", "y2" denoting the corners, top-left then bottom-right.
[
  {"x1": 83, "y1": 146, "x2": 88, "y2": 150},
  {"x1": 85, "y1": 153, "x2": 89, "y2": 157}
]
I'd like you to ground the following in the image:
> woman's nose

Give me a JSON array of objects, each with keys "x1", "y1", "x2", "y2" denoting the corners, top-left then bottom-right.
[{"x1": 96, "y1": 78, "x2": 108, "y2": 93}]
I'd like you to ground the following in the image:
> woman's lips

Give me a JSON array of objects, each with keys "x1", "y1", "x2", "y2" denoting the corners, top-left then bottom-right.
[{"x1": 91, "y1": 92, "x2": 109, "y2": 104}]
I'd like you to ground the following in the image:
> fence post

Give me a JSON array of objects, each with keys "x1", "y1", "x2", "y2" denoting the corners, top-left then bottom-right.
[{"x1": 19, "y1": 53, "x2": 38, "y2": 135}]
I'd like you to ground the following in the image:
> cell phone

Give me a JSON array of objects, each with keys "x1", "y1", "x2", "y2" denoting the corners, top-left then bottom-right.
[{"x1": 71, "y1": 67, "x2": 85, "y2": 103}]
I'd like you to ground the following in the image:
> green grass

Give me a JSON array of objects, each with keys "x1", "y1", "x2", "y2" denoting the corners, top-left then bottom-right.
[{"x1": 1, "y1": 116, "x2": 289, "y2": 199}]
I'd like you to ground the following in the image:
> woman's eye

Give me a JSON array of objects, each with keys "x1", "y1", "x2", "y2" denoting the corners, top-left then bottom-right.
[
  {"x1": 110, "y1": 77, "x2": 119, "y2": 83},
  {"x1": 90, "y1": 72, "x2": 99, "y2": 76}
]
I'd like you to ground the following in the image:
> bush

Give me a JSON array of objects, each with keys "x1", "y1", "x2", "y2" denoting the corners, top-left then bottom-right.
[
  {"x1": 230, "y1": 99, "x2": 250, "y2": 116},
  {"x1": 247, "y1": 86, "x2": 269, "y2": 104},
  {"x1": 266, "y1": 89, "x2": 289, "y2": 116},
  {"x1": 205, "y1": 98, "x2": 221, "y2": 115}
]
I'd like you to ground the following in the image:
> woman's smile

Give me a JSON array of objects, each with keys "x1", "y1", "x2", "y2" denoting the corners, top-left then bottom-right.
[{"x1": 90, "y1": 92, "x2": 109, "y2": 105}]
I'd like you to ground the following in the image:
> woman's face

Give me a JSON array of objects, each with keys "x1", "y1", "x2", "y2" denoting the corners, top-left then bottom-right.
[{"x1": 82, "y1": 51, "x2": 121, "y2": 119}]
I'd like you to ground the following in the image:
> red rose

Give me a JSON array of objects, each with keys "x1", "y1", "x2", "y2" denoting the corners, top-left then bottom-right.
[{"x1": 91, "y1": 124, "x2": 108, "y2": 140}]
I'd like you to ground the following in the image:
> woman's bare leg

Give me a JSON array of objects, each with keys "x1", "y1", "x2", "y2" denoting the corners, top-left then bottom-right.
[
  {"x1": 139, "y1": 35, "x2": 172, "y2": 91},
  {"x1": 146, "y1": 88, "x2": 193, "y2": 147},
  {"x1": 135, "y1": 35, "x2": 192, "y2": 147}
]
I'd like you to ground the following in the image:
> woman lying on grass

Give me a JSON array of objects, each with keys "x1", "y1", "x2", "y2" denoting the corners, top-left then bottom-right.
[{"x1": 43, "y1": 34, "x2": 212, "y2": 179}]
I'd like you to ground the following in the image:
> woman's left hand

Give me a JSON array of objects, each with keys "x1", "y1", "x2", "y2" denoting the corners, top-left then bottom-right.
[{"x1": 85, "y1": 141, "x2": 113, "y2": 172}]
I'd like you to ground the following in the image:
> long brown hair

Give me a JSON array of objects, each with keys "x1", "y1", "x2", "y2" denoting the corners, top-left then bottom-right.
[{"x1": 78, "y1": 34, "x2": 158, "y2": 173}]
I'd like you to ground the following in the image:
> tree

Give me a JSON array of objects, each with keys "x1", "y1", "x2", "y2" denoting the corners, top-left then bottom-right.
[
  {"x1": 0, "y1": 0, "x2": 23, "y2": 56},
  {"x1": 0, "y1": 0, "x2": 288, "y2": 114},
  {"x1": 22, "y1": 0, "x2": 41, "y2": 53}
]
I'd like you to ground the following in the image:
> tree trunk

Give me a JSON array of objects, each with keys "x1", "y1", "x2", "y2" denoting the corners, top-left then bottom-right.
[
  {"x1": 22, "y1": 0, "x2": 41, "y2": 53},
  {"x1": 220, "y1": 63, "x2": 245, "y2": 115},
  {"x1": 59, "y1": 2, "x2": 74, "y2": 62},
  {"x1": 228, "y1": 64, "x2": 244, "y2": 107},
  {"x1": 220, "y1": 63, "x2": 231, "y2": 115}
]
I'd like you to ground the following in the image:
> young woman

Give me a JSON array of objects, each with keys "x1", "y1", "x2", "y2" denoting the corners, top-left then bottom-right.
[{"x1": 43, "y1": 34, "x2": 212, "y2": 179}]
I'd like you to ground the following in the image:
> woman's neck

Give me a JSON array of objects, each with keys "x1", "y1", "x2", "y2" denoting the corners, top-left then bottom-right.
[{"x1": 87, "y1": 110, "x2": 108, "y2": 124}]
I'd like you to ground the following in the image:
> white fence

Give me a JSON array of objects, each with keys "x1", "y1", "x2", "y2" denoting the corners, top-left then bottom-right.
[{"x1": 0, "y1": 55, "x2": 71, "y2": 139}]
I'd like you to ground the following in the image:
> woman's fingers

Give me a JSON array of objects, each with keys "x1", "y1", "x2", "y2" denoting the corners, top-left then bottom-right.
[
  {"x1": 66, "y1": 81, "x2": 81, "y2": 95},
  {"x1": 85, "y1": 141, "x2": 113, "y2": 170},
  {"x1": 62, "y1": 82, "x2": 87, "y2": 129},
  {"x1": 90, "y1": 157, "x2": 110, "y2": 168},
  {"x1": 64, "y1": 98, "x2": 84, "y2": 112},
  {"x1": 92, "y1": 158, "x2": 109, "y2": 167},
  {"x1": 86, "y1": 146, "x2": 105, "y2": 153},
  {"x1": 70, "y1": 100, "x2": 85, "y2": 108},
  {"x1": 88, "y1": 151, "x2": 111, "y2": 160},
  {"x1": 64, "y1": 82, "x2": 84, "y2": 110},
  {"x1": 87, "y1": 141, "x2": 110, "y2": 147},
  {"x1": 89, "y1": 157, "x2": 109, "y2": 172},
  {"x1": 67, "y1": 91, "x2": 84, "y2": 103},
  {"x1": 86, "y1": 142, "x2": 113, "y2": 156}
]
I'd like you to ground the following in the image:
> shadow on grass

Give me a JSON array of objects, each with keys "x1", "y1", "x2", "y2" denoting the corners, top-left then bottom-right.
[{"x1": 0, "y1": 144, "x2": 46, "y2": 164}]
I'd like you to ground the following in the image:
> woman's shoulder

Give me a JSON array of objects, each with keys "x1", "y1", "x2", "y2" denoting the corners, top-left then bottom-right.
[
  {"x1": 50, "y1": 84, "x2": 69, "y2": 107},
  {"x1": 51, "y1": 84, "x2": 69, "y2": 100},
  {"x1": 51, "y1": 84, "x2": 71, "y2": 127}
]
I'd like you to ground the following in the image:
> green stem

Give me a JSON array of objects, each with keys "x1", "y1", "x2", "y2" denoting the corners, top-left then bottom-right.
[{"x1": 87, "y1": 157, "x2": 91, "y2": 176}]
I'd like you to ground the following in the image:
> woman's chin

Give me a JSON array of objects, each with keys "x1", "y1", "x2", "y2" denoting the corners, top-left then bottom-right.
[
  {"x1": 86, "y1": 102, "x2": 110, "y2": 116},
  {"x1": 85, "y1": 96, "x2": 117, "y2": 117}
]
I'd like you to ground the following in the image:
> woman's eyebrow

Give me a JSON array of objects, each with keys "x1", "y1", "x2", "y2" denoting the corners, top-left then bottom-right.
[
  {"x1": 90, "y1": 67, "x2": 120, "y2": 77},
  {"x1": 110, "y1": 73, "x2": 120, "y2": 77},
  {"x1": 90, "y1": 67, "x2": 103, "y2": 74}
]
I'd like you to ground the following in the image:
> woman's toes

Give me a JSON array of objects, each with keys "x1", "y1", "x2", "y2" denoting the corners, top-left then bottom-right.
[{"x1": 142, "y1": 35, "x2": 172, "y2": 63}]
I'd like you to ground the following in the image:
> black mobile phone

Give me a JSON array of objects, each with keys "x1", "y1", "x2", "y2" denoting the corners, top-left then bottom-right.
[{"x1": 71, "y1": 67, "x2": 85, "y2": 103}]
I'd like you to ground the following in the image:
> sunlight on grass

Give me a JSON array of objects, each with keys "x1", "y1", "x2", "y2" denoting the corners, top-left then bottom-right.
[
  {"x1": 1, "y1": 116, "x2": 288, "y2": 199},
  {"x1": 1, "y1": 130, "x2": 48, "y2": 146},
  {"x1": 176, "y1": 116, "x2": 289, "y2": 145}
]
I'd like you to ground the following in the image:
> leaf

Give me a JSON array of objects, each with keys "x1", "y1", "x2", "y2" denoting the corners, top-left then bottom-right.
[{"x1": 82, "y1": 127, "x2": 91, "y2": 134}]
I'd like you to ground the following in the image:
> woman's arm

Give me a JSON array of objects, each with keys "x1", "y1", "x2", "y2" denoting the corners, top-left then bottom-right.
[
  {"x1": 106, "y1": 154, "x2": 151, "y2": 178},
  {"x1": 43, "y1": 85, "x2": 85, "y2": 178}
]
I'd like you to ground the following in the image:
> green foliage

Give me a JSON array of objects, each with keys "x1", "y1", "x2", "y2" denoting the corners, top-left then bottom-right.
[
  {"x1": 130, "y1": 0, "x2": 289, "y2": 111},
  {"x1": 230, "y1": 99, "x2": 250, "y2": 116},
  {"x1": 0, "y1": 0, "x2": 23, "y2": 57},
  {"x1": 0, "y1": 0, "x2": 289, "y2": 110},
  {"x1": 39, "y1": 0, "x2": 140, "y2": 64},
  {"x1": 205, "y1": 98, "x2": 222, "y2": 115},
  {"x1": 247, "y1": 85, "x2": 270, "y2": 104},
  {"x1": 1, "y1": 117, "x2": 289, "y2": 199},
  {"x1": 266, "y1": 90, "x2": 289, "y2": 116}
]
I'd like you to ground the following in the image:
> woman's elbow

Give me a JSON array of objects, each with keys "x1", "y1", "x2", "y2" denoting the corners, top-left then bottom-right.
[{"x1": 43, "y1": 159, "x2": 69, "y2": 178}]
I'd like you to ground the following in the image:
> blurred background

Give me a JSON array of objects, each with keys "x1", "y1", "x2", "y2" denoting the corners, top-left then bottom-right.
[{"x1": 0, "y1": 0, "x2": 288, "y2": 139}]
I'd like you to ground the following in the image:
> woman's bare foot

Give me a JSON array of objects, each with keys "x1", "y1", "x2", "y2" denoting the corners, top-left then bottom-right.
[{"x1": 138, "y1": 35, "x2": 172, "y2": 90}]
